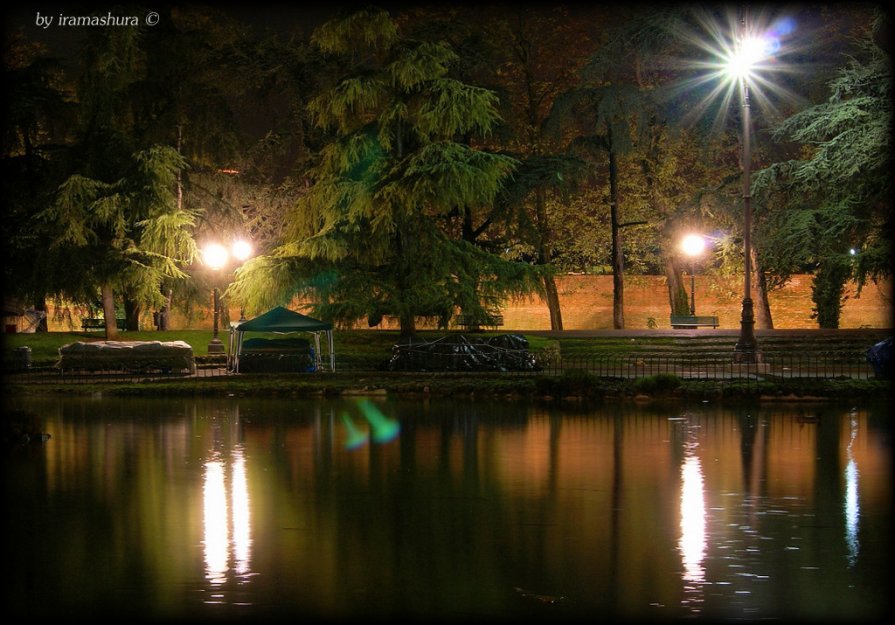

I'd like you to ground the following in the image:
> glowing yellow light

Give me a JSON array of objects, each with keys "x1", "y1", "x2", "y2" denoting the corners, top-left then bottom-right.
[
  {"x1": 726, "y1": 36, "x2": 768, "y2": 80},
  {"x1": 681, "y1": 234, "x2": 706, "y2": 258},
  {"x1": 232, "y1": 239, "x2": 253, "y2": 262},
  {"x1": 231, "y1": 448, "x2": 252, "y2": 577},
  {"x1": 203, "y1": 460, "x2": 229, "y2": 585},
  {"x1": 203, "y1": 243, "x2": 229, "y2": 270},
  {"x1": 679, "y1": 454, "x2": 707, "y2": 588}
]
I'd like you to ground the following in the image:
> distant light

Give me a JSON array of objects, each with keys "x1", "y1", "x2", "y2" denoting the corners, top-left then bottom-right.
[
  {"x1": 232, "y1": 239, "x2": 253, "y2": 262},
  {"x1": 681, "y1": 234, "x2": 707, "y2": 258},
  {"x1": 849, "y1": 248, "x2": 857, "y2": 256},
  {"x1": 203, "y1": 243, "x2": 229, "y2": 270}
]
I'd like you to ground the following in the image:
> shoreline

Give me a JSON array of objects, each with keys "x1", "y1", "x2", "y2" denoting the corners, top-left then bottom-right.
[{"x1": 5, "y1": 371, "x2": 891, "y2": 404}]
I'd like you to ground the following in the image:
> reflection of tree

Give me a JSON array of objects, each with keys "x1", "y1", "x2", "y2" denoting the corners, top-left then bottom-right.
[
  {"x1": 26, "y1": 396, "x2": 891, "y2": 621},
  {"x1": 738, "y1": 407, "x2": 758, "y2": 495},
  {"x1": 814, "y1": 406, "x2": 843, "y2": 538},
  {"x1": 609, "y1": 410, "x2": 623, "y2": 614}
]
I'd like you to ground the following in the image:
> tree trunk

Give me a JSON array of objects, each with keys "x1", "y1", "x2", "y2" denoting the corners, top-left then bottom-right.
[
  {"x1": 665, "y1": 256, "x2": 690, "y2": 317},
  {"x1": 638, "y1": 127, "x2": 685, "y2": 325},
  {"x1": 101, "y1": 282, "x2": 118, "y2": 340},
  {"x1": 399, "y1": 314, "x2": 416, "y2": 340},
  {"x1": 158, "y1": 288, "x2": 172, "y2": 330},
  {"x1": 393, "y1": 221, "x2": 417, "y2": 340},
  {"x1": 542, "y1": 275, "x2": 563, "y2": 331},
  {"x1": 33, "y1": 297, "x2": 49, "y2": 332},
  {"x1": 176, "y1": 125, "x2": 183, "y2": 210},
  {"x1": 609, "y1": 144, "x2": 624, "y2": 329},
  {"x1": 534, "y1": 189, "x2": 563, "y2": 330},
  {"x1": 124, "y1": 297, "x2": 141, "y2": 331},
  {"x1": 752, "y1": 249, "x2": 773, "y2": 329}
]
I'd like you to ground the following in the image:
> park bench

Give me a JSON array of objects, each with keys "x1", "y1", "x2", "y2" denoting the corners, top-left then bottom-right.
[
  {"x1": 670, "y1": 314, "x2": 719, "y2": 329},
  {"x1": 81, "y1": 318, "x2": 127, "y2": 331},
  {"x1": 455, "y1": 314, "x2": 504, "y2": 332}
]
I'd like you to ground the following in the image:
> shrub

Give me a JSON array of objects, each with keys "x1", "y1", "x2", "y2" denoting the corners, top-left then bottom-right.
[
  {"x1": 535, "y1": 368, "x2": 598, "y2": 397},
  {"x1": 631, "y1": 373, "x2": 681, "y2": 394}
]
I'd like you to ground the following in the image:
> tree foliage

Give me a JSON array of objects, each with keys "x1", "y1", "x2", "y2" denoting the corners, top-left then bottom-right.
[
  {"x1": 753, "y1": 12, "x2": 891, "y2": 327},
  {"x1": 34, "y1": 20, "x2": 199, "y2": 336},
  {"x1": 230, "y1": 6, "x2": 541, "y2": 336},
  {"x1": 2, "y1": 34, "x2": 74, "y2": 319},
  {"x1": 3, "y1": 4, "x2": 888, "y2": 333}
]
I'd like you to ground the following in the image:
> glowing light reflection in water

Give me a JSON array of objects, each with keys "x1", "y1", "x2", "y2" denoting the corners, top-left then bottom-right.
[
  {"x1": 844, "y1": 412, "x2": 860, "y2": 567},
  {"x1": 203, "y1": 447, "x2": 253, "y2": 594},
  {"x1": 231, "y1": 447, "x2": 252, "y2": 577},
  {"x1": 679, "y1": 439, "x2": 707, "y2": 613},
  {"x1": 203, "y1": 460, "x2": 229, "y2": 586},
  {"x1": 6, "y1": 396, "x2": 890, "y2": 622}
]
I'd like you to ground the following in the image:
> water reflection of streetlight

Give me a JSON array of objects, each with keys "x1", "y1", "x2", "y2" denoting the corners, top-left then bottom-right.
[
  {"x1": 203, "y1": 459, "x2": 229, "y2": 585},
  {"x1": 681, "y1": 234, "x2": 706, "y2": 316},
  {"x1": 203, "y1": 445, "x2": 253, "y2": 590},
  {"x1": 844, "y1": 410, "x2": 860, "y2": 567},
  {"x1": 679, "y1": 453, "x2": 706, "y2": 594},
  {"x1": 675, "y1": 415, "x2": 706, "y2": 613},
  {"x1": 202, "y1": 239, "x2": 253, "y2": 354}
]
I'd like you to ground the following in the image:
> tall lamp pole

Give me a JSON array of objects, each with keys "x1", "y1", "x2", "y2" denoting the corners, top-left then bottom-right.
[
  {"x1": 203, "y1": 243, "x2": 229, "y2": 354},
  {"x1": 681, "y1": 234, "x2": 706, "y2": 316},
  {"x1": 210, "y1": 286, "x2": 224, "y2": 352},
  {"x1": 727, "y1": 15, "x2": 762, "y2": 363},
  {"x1": 202, "y1": 239, "x2": 253, "y2": 355}
]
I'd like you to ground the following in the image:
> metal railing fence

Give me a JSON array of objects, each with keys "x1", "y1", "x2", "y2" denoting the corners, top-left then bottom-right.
[{"x1": 3, "y1": 351, "x2": 880, "y2": 385}]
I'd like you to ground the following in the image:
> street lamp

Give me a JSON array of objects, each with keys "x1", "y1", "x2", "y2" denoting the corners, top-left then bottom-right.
[
  {"x1": 230, "y1": 239, "x2": 253, "y2": 321},
  {"x1": 681, "y1": 233, "x2": 706, "y2": 316},
  {"x1": 202, "y1": 239, "x2": 253, "y2": 354},
  {"x1": 725, "y1": 17, "x2": 765, "y2": 363}
]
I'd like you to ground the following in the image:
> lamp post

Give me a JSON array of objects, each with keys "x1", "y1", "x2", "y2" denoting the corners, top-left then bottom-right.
[
  {"x1": 681, "y1": 234, "x2": 706, "y2": 316},
  {"x1": 726, "y1": 15, "x2": 763, "y2": 363},
  {"x1": 202, "y1": 239, "x2": 253, "y2": 354},
  {"x1": 231, "y1": 239, "x2": 253, "y2": 321}
]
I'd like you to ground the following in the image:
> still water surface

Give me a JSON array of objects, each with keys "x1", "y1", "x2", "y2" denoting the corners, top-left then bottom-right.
[{"x1": 4, "y1": 396, "x2": 891, "y2": 622}]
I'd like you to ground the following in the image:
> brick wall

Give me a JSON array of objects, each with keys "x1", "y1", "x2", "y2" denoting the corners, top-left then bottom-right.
[
  {"x1": 495, "y1": 274, "x2": 892, "y2": 330},
  {"x1": 48, "y1": 274, "x2": 892, "y2": 332}
]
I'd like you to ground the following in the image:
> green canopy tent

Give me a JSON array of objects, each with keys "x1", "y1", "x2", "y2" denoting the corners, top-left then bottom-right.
[{"x1": 228, "y1": 306, "x2": 335, "y2": 373}]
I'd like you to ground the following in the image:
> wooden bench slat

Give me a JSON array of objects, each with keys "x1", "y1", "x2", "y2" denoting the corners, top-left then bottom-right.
[
  {"x1": 670, "y1": 315, "x2": 718, "y2": 329},
  {"x1": 81, "y1": 318, "x2": 127, "y2": 331},
  {"x1": 455, "y1": 314, "x2": 504, "y2": 329}
]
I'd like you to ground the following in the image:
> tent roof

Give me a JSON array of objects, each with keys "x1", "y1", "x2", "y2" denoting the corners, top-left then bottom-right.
[{"x1": 233, "y1": 306, "x2": 332, "y2": 332}]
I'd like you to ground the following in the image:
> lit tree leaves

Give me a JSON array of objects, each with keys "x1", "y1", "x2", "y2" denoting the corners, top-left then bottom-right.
[
  {"x1": 231, "y1": 6, "x2": 539, "y2": 335},
  {"x1": 753, "y1": 15, "x2": 891, "y2": 326}
]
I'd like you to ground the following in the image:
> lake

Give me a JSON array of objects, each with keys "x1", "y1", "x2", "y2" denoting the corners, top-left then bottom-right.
[{"x1": 3, "y1": 395, "x2": 891, "y2": 622}]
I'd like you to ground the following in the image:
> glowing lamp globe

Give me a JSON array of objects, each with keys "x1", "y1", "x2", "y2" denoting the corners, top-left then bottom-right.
[
  {"x1": 681, "y1": 234, "x2": 706, "y2": 258},
  {"x1": 203, "y1": 243, "x2": 229, "y2": 270}
]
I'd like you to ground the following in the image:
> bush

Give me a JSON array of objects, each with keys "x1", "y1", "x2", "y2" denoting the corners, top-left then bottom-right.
[
  {"x1": 535, "y1": 368, "x2": 599, "y2": 397},
  {"x1": 631, "y1": 373, "x2": 681, "y2": 394}
]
